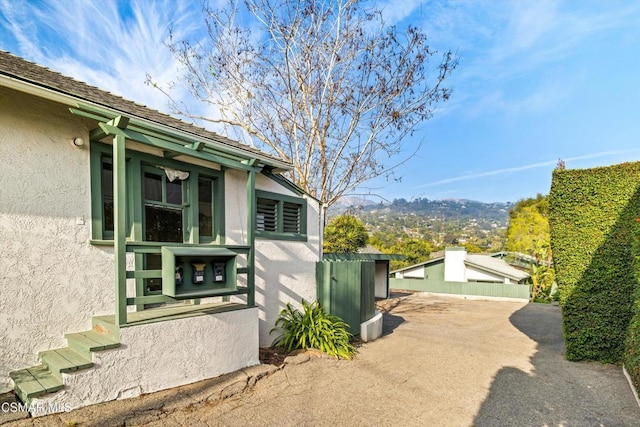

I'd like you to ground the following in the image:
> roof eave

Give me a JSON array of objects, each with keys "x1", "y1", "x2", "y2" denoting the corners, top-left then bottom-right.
[
  {"x1": 464, "y1": 260, "x2": 530, "y2": 281},
  {"x1": 0, "y1": 74, "x2": 293, "y2": 172}
]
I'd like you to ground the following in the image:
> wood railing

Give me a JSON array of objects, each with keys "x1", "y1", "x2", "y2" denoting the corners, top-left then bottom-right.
[{"x1": 113, "y1": 242, "x2": 252, "y2": 326}]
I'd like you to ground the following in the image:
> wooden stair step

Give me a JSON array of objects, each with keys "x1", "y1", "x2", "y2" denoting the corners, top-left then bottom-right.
[
  {"x1": 9, "y1": 365, "x2": 63, "y2": 401},
  {"x1": 65, "y1": 330, "x2": 120, "y2": 357},
  {"x1": 91, "y1": 315, "x2": 120, "y2": 340},
  {"x1": 39, "y1": 348, "x2": 93, "y2": 379},
  {"x1": 26, "y1": 365, "x2": 64, "y2": 393}
]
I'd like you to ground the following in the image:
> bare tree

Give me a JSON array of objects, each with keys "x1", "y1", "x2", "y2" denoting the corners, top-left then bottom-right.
[{"x1": 157, "y1": 0, "x2": 457, "y2": 206}]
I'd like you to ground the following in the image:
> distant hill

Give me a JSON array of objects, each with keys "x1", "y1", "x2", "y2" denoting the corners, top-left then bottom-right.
[{"x1": 328, "y1": 197, "x2": 512, "y2": 251}]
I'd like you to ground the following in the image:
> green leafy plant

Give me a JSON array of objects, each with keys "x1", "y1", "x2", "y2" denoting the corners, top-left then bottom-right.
[
  {"x1": 271, "y1": 300, "x2": 356, "y2": 360},
  {"x1": 323, "y1": 214, "x2": 368, "y2": 254},
  {"x1": 549, "y1": 162, "x2": 640, "y2": 366}
]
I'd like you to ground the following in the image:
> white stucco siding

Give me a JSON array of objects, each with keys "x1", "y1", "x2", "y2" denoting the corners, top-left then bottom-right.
[
  {"x1": 1, "y1": 84, "x2": 321, "y2": 397},
  {"x1": 399, "y1": 265, "x2": 425, "y2": 279},
  {"x1": 223, "y1": 168, "x2": 250, "y2": 246},
  {"x1": 0, "y1": 88, "x2": 115, "y2": 393},
  {"x1": 254, "y1": 175, "x2": 320, "y2": 345},
  {"x1": 466, "y1": 266, "x2": 508, "y2": 283},
  {"x1": 29, "y1": 307, "x2": 259, "y2": 416},
  {"x1": 224, "y1": 172, "x2": 320, "y2": 345},
  {"x1": 444, "y1": 248, "x2": 467, "y2": 282}
]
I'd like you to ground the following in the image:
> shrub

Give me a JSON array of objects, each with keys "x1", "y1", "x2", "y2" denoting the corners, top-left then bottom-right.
[
  {"x1": 549, "y1": 162, "x2": 640, "y2": 364},
  {"x1": 271, "y1": 300, "x2": 356, "y2": 359},
  {"x1": 323, "y1": 214, "x2": 368, "y2": 253},
  {"x1": 624, "y1": 219, "x2": 640, "y2": 391}
]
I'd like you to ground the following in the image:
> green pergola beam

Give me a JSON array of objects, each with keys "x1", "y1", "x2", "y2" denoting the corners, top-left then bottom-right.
[
  {"x1": 71, "y1": 103, "x2": 293, "y2": 172},
  {"x1": 113, "y1": 133, "x2": 127, "y2": 326},
  {"x1": 95, "y1": 123, "x2": 260, "y2": 173},
  {"x1": 247, "y1": 169, "x2": 256, "y2": 307}
]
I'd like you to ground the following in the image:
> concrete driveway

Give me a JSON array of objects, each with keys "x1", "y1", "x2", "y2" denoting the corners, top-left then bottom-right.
[{"x1": 5, "y1": 293, "x2": 640, "y2": 426}]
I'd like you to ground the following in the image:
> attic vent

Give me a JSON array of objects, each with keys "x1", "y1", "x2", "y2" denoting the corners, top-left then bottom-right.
[
  {"x1": 256, "y1": 198, "x2": 277, "y2": 232},
  {"x1": 282, "y1": 202, "x2": 301, "y2": 233}
]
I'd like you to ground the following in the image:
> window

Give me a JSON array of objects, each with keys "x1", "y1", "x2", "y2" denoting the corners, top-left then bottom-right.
[
  {"x1": 198, "y1": 177, "x2": 214, "y2": 240},
  {"x1": 101, "y1": 157, "x2": 114, "y2": 237},
  {"x1": 90, "y1": 142, "x2": 224, "y2": 244},
  {"x1": 142, "y1": 167, "x2": 185, "y2": 243},
  {"x1": 255, "y1": 190, "x2": 307, "y2": 241}
]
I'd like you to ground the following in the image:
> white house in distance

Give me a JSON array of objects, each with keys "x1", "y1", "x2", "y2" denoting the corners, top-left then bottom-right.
[
  {"x1": 392, "y1": 247, "x2": 530, "y2": 284},
  {"x1": 0, "y1": 51, "x2": 321, "y2": 415}
]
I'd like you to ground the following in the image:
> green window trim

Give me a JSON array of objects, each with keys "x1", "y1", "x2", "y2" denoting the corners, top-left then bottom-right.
[
  {"x1": 89, "y1": 141, "x2": 225, "y2": 244},
  {"x1": 255, "y1": 189, "x2": 307, "y2": 241}
]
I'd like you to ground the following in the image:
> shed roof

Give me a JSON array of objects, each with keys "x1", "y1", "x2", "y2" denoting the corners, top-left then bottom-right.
[{"x1": 0, "y1": 50, "x2": 291, "y2": 171}]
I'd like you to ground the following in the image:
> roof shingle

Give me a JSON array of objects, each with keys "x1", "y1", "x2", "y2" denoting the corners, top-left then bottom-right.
[{"x1": 0, "y1": 50, "x2": 287, "y2": 165}]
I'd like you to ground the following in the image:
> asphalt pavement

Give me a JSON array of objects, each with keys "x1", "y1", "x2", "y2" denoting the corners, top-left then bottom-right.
[{"x1": 3, "y1": 292, "x2": 639, "y2": 426}]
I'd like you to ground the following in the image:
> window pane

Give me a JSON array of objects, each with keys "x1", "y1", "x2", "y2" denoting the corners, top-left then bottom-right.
[
  {"x1": 166, "y1": 179, "x2": 183, "y2": 205},
  {"x1": 101, "y1": 159, "x2": 114, "y2": 232},
  {"x1": 283, "y1": 202, "x2": 301, "y2": 233},
  {"x1": 257, "y1": 198, "x2": 277, "y2": 232},
  {"x1": 144, "y1": 173, "x2": 163, "y2": 201},
  {"x1": 144, "y1": 205, "x2": 183, "y2": 242},
  {"x1": 198, "y1": 178, "x2": 213, "y2": 237}
]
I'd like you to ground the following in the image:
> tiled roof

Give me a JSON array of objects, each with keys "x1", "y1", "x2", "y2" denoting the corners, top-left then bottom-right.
[{"x1": 0, "y1": 50, "x2": 287, "y2": 165}]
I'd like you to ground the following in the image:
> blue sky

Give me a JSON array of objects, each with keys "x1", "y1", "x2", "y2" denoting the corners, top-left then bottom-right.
[{"x1": 2, "y1": 0, "x2": 639, "y2": 203}]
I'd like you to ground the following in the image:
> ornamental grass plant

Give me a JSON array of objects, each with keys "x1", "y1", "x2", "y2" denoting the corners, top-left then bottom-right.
[{"x1": 271, "y1": 300, "x2": 356, "y2": 360}]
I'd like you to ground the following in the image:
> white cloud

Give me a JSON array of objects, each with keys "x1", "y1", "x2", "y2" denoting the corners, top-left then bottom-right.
[
  {"x1": 413, "y1": 0, "x2": 640, "y2": 118},
  {"x1": 414, "y1": 150, "x2": 638, "y2": 188},
  {"x1": 0, "y1": 0, "x2": 203, "y2": 117},
  {"x1": 377, "y1": 0, "x2": 423, "y2": 26}
]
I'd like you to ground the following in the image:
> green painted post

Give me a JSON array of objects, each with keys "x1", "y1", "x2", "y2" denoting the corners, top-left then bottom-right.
[
  {"x1": 246, "y1": 169, "x2": 256, "y2": 307},
  {"x1": 113, "y1": 133, "x2": 127, "y2": 326}
]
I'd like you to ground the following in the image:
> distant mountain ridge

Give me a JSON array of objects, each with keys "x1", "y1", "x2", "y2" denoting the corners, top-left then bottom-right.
[
  {"x1": 330, "y1": 197, "x2": 512, "y2": 222},
  {"x1": 328, "y1": 197, "x2": 512, "y2": 250}
]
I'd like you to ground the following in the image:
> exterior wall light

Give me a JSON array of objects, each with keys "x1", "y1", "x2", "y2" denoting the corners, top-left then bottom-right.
[{"x1": 72, "y1": 137, "x2": 85, "y2": 147}]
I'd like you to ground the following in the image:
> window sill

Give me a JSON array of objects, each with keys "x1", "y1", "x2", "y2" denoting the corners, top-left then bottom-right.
[
  {"x1": 90, "y1": 239, "x2": 114, "y2": 246},
  {"x1": 255, "y1": 232, "x2": 308, "y2": 242}
]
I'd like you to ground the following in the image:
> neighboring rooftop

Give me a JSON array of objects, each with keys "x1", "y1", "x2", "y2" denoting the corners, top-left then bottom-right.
[{"x1": 466, "y1": 254, "x2": 530, "y2": 282}]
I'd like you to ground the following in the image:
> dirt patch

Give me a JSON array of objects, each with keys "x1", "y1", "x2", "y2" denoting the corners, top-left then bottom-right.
[{"x1": 258, "y1": 347, "x2": 288, "y2": 367}]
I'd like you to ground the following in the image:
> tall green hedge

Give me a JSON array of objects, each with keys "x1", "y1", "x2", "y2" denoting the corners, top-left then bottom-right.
[
  {"x1": 625, "y1": 219, "x2": 640, "y2": 391},
  {"x1": 549, "y1": 162, "x2": 640, "y2": 367}
]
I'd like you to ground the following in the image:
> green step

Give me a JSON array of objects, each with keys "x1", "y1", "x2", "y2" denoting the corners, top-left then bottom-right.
[
  {"x1": 92, "y1": 316, "x2": 120, "y2": 340},
  {"x1": 65, "y1": 330, "x2": 120, "y2": 358},
  {"x1": 39, "y1": 348, "x2": 93, "y2": 381},
  {"x1": 9, "y1": 365, "x2": 63, "y2": 402}
]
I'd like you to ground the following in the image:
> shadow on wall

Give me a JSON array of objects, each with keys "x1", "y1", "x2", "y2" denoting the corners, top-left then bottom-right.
[
  {"x1": 472, "y1": 304, "x2": 640, "y2": 426},
  {"x1": 254, "y1": 240, "x2": 318, "y2": 344}
]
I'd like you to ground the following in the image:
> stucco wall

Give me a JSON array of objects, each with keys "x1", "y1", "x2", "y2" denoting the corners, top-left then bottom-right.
[
  {"x1": 29, "y1": 307, "x2": 259, "y2": 416},
  {"x1": 0, "y1": 87, "x2": 115, "y2": 393},
  {"x1": 225, "y1": 170, "x2": 321, "y2": 345},
  {"x1": 444, "y1": 248, "x2": 467, "y2": 282},
  {"x1": 0, "y1": 85, "x2": 321, "y2": 396},
  {"x1": 466, "y1": 266, "x2": 508, "y2": 283},
  {"x1": 396, "y1": 265, "x2": 425, "y2": 279}
]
